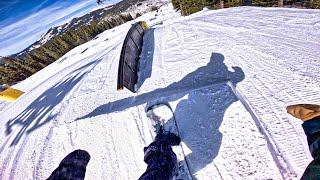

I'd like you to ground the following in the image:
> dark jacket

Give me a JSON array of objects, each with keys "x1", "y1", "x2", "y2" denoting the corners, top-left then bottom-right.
[{"x1": 301, "y1": 117, "x2": 320, "y2": 180}]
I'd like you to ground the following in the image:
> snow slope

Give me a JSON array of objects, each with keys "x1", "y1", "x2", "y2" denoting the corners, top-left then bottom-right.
[{"x1": 1, "y1": 3, "x2": 320, "y2": 179}]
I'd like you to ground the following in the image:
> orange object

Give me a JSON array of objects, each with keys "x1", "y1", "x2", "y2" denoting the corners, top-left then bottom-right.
[
  {"x1": 0, "y1": 86, "x2": 24, "y2": 102},
  {"x1": 286, "y1": 104, "x2": 320, "y2": 121}
]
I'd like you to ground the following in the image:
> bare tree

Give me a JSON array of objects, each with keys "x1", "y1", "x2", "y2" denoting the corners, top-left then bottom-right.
[{"x1": 278, "y1": 0, "x2": 283, "y2": 7}]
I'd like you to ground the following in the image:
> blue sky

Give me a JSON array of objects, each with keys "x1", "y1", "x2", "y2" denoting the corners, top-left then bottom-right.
[{"x1": 0, "y1": 0, "x2": 119, "y2": 56}]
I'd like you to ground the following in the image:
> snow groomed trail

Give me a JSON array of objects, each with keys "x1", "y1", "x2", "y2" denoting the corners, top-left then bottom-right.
[{"x1": 0, "y1": 3, "x2": 319, "y2": 180}]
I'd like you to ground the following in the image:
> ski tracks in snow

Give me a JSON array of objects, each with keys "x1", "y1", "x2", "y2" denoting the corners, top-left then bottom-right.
[
  {"x1": 0, "y1": 4, "x2": 319, "y2": 180},
  {"x1": 154, "y1": 8, "x2": 319, "y2": 178},
  {"x1": 150, "y1": 19, "x2": 282, "y2": 179},
  {"x1": 181, "y1": 10, "x2": 320, "y2": 178},
  {"x1": 220, "y1": 32, "x2": 318, "y2": 178}
]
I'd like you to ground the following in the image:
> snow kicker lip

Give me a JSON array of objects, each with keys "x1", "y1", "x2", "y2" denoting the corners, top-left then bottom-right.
[{"x1": 117, "y1": 21, "x2": 148, "y2": 93}]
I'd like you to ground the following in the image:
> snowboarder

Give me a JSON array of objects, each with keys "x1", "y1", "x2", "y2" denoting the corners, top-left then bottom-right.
[
  {"x1": 287, "y1": 104, "x2": 320, "y2": 179},
  {"x1": 47, "y1": 104, "x2": 181, "y2": 180},
  {"x1": 47, "y1": 149, "x2": 91, "y2": 180},
  {"x1": 97, "y1": 0, "x2": 103, "y2": 5},
  {"x1": 47, "y1": 131, "x2": 180, "y2": 180},
  {"x1": 48, "y1": 103, "x2": 320, "y2": 180},
  {"x1": 138, "y1": 127, "x2": 181, "y2": 179}
]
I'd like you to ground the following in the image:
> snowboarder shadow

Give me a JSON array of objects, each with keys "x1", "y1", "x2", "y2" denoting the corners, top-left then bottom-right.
[
  {"x1": 77, "y1": 53, "x2": 245, "y2": 177},
  {"x1": 79, "y1": 52, "x2": 244, "y2": 120},
  {"x1": 145, "y1": 53, "x2": 245, "y2": 178},
  {"x1": 170, "y1": 78, "x2": 241, "y2": 178}
]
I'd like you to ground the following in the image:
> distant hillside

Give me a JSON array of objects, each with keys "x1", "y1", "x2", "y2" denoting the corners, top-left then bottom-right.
[
  {"x1": 0, "y1": 0, "x2": 163, "y2": 85},
  {"x1": 16, "y1": 0, "x2": 160, "y2": 56}
]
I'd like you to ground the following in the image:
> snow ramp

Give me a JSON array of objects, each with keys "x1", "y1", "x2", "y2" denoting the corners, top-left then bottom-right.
[
  {"x1": 117, "y1": 21, "x2": 148, "y2": 92},
  {"x1": 0, "y1": 4, "x2": 320, "y2": 180}
]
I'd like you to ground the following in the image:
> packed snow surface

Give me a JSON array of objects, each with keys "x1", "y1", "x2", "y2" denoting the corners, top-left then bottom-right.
[{"x1": 1, "y1": 3, "x2": 320, "y2": 180}]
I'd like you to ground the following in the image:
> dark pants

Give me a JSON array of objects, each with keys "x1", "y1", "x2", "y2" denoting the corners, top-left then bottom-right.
[
  {"x1": 47, "y1": 139, "x2": 178, "y2": 180},
  {"x1": 139, "y1": 141, "x2": 178, "y2": 180},
  {"x1": 48, "y1": 116, "x2": 320, "y2": 180}
]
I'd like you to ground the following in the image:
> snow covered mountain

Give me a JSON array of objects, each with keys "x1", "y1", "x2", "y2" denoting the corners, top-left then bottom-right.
[
  {"x1": 0, "y1": 0, "x2": 166, "y2": 86},
  {"x1": 0, "y1": 2, "x2": 319, "y2": 180},
  {"x1": 16, "y1": 0, "x2": 163, "y2": 56},
  {"x1": 0, "y1": 0, "x2": 116, "y2": 57}
]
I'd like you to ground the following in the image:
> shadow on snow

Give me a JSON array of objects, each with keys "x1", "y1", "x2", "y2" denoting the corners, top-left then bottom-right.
[
  {"x1": 78, "y1": 53, "x2": 244, "y2": 120},
  {"x1": 135, "y1": 28, "x2": 155, "y2": 90},
  {"x1": 77, "y1": 52, "x2": 245, "y2": 176},
  {"x1": 5, "y1": 59, "x2": 102, "y2": 146}
]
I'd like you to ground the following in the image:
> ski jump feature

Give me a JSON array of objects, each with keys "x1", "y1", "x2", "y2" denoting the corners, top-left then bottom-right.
[{"x1": 117, "y1": 21, "x2": 148, "y2": 93}]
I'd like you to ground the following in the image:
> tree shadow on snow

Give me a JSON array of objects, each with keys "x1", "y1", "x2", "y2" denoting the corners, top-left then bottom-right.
[
  {"x1": 77, "y1": 53, "x2": 245, "y2": 176},
  {"x1": 5, "y1": 59, "x2": 102, "y2": 146}
]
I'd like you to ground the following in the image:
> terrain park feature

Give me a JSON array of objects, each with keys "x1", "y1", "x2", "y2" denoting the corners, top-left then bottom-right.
[{"x1": 117, "y1": 21, "x2": 148, "y2": 93}]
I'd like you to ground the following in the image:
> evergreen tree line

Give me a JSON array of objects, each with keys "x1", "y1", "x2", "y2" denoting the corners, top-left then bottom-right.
[
  {"x1": 172, "y1": 0, "x2": 320, "y2": 15},
  {"x1": 0, "y1": 13, "x2": 138, "y2": 85}
]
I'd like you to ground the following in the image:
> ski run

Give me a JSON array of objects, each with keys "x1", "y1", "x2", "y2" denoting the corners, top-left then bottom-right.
[{"x1": 0, "y1": 2, "x2": 320, "y2": 179}]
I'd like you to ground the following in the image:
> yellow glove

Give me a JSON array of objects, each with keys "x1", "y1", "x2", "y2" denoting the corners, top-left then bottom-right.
[{"x1": 286, "y1": 104, "x2": 320, "y2": 121}]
